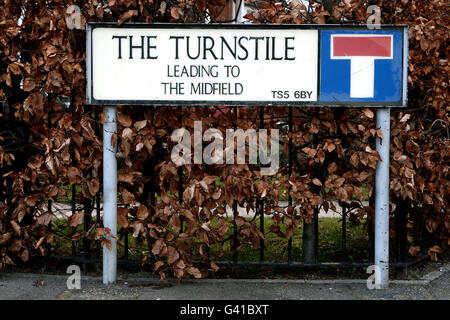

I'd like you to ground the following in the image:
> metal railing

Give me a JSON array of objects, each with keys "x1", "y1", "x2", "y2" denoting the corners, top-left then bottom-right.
[{"x1": 40, "y1": 107, "x2": 422, "y2": 273}]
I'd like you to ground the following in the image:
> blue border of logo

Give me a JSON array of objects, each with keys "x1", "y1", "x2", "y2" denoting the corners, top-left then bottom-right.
[{"x1": 319, "y1": 30, "x2": 404, "y2": 103}]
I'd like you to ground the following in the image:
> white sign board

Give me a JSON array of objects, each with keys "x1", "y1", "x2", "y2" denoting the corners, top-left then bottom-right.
[{"x1": 86, "y1": 24, "x2": 408, "y2": 106}]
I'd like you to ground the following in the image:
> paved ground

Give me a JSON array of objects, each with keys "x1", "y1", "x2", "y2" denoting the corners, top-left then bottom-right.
[{"x1": 0, "y1": 264, "x2": 448, "y2": 300}]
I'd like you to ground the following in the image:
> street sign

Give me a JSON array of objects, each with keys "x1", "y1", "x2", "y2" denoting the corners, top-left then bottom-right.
[
  {"x1": 88, "y1": 23, "x2": 409, "y2": 287},
  {"x1": 86, "y1": 24, "x2": 408, "y2": 107}
]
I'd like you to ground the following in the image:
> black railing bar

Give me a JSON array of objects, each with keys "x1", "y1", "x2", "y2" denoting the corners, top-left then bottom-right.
[
  {"x1": 287, "y1": 107, "x2": 293, "y2": 264},
  {"x1": 83, "y1": 199, "x2": 92, "y2": 274},
  {"x1": 233, "y1": 205, "x2": 238, "y2": 263},
  {"x1": 342, "y1": 202, "x2": 347, "y2": 263},
  {"x1": 259, "y1": 106, "x2": 264, "y2": 262},
  {"x1": 233, "y1": 106, "x2": 238, "y2": 264},
  {"x1": 400, "y1": 205, "x2": 408, "y2": 263},
  {"x1": 43, "y1": 255, "x2": 419, "y2": 269},
  {"x1": 314, "y1": 207, "x2": 319, "y2": 263},
  {"x1": 124, "y1": 228, "x2": 129, "y2": 261},
  {"x1": 48, "y1": 200, "x2": 52, "y2": 232},
  {"x1": 396, "y1": 203, "x2": 401, "y2": 263},
  {"x1": 71, "y1": 184, "x2": 76, "y2": 257},
  {"x1": 259, "y1": 200, "x2": 264, "y2": 263},
  {"x1": 178, "y1": 106, "x2": 184, "y2": 233},
  {"x1": 215, "y1": 261, "x2": 415, "y2": 269}
]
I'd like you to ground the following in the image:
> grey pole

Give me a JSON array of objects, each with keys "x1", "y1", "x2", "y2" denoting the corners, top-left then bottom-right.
[
  {"x1": 103, "y1": 105, "x2": 117, "y2": 284},
  {"x1": 375, "y1": 107, "x2": 390, "y2": 289}
]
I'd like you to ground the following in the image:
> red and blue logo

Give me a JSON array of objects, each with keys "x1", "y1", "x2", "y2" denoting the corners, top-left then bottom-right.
[{"x1": 319, "y1": 30, "x2": 404, "y2": 104}]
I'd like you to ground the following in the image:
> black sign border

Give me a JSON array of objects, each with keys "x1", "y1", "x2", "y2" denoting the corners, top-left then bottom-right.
[{"x1": 86, "y1": 23, "x2": 408, "y2": 107}]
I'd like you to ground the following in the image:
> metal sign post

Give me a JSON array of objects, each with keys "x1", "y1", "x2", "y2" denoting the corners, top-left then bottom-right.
[
  {"x1": 375, "y1": 107, "x2": 391, "y2": 288},
  {"x1": 102, "y1": 105, "x2": 117, "y2": 284}
]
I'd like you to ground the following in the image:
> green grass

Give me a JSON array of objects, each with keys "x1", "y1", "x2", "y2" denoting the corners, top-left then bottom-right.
[
  {"x1": 207, "y1": 217, "x2": 368, "y2": 263},
  {"x1": 55, "y1": 185, "x2": 82, "y2": 203}
]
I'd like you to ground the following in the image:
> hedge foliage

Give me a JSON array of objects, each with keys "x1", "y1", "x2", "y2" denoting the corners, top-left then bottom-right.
[{"x1": 0, "y1": 0, "x2": 448, "y2": 280}]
